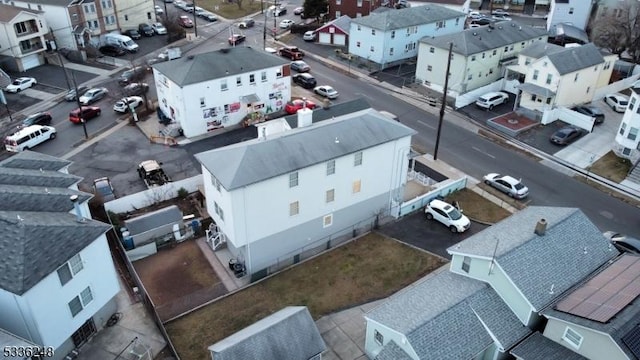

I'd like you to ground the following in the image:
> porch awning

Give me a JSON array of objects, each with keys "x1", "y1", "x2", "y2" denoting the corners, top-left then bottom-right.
[
  {"x1": 519, "y1": 82, "x2": 556, "y2": 98},
  {"x1": 241, "y1": 94, "x2": 261, "y2": 103}
]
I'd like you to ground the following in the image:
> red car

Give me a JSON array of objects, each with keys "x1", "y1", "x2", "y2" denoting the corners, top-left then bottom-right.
[
  {"x1": 178, "y1": 15, "x2": 193, "y2": 28},
  {"x1": 69, "y1": 106, "x2": 101, "y2": 124},
  {"x1": 284, "y1": 99, "x2": 316, "y2": 114}
]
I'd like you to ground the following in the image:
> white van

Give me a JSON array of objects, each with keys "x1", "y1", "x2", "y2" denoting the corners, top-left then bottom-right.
[
  {"x1": 4, "y1": 125, "x2": 57, "y2": 152},
  {"x1": 104, "y1": 33, "x2": 139, "y2": 52}
]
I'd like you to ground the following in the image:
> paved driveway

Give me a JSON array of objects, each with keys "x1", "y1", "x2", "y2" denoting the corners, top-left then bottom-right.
[{"x1": 458, "y1": 92, "x2": 516, "y2": 122}]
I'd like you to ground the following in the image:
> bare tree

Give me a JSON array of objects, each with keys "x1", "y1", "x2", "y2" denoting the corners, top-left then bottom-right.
[
  {"x1": 592, "y1": 0, "x2": 640, "y2": 62},
  {"x1": 234, "y1": 0, "x2": 244, "y2": 10}
]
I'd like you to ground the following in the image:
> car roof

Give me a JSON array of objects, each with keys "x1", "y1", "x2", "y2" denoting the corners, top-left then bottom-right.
[
  {"x1": 429, "y1": 199, "x2": 453, "y2": 210},
  {"x1": 608, "y1": 93, "x2": 629, "y2": 99},
  {"x1": 500, "y1": 175, "x2": 521, "y2": 185}
]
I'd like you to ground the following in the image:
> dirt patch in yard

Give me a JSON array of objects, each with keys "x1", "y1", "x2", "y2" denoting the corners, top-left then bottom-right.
[
  {"x1": 165, "y1": 232, "x2": 446, "y2": 360},
  {"x1": 445, "y1": 188, "x2": 514, "y2": 223},
  {"x1": 133, "y1": 240, "x2": 226, "y2": 321},
  {"x1": 589, "y1": 151, "x2": 632, "y2": 183}
]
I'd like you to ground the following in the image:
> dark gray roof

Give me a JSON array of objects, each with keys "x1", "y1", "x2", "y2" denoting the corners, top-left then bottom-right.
[
  {"x1": 546, "y1": 43, "x2": 604, "y2": 75},
  {"x1": 549, "y1": 23, "x2": 589, "y2": 44},
  {"x1": 374, "y1": 340, "x2": 413, "y2": 360},
  {"x1": 510, "y1": 332, "x2": 587, "y2": 360},
  {"x1": 0, "y1": 185, "x2": 90, "y2": 212},
  {"x1": 196, "y1": 108, "x2": 416, "y2": 190},
  {"x1": 0, "y1": 167, "x2": 81, "y2": 188},
  {"x1": 520, "y1": 41, "x2": 565, "y2": 59},
  {"x1": 519, "y1": 82, "x2": 556, "y2": 97},
  {"x1": 0, "y1": 4, "x2": 43, "y2": 22},
  {"x1": 208, "y1": 306, "x2": 326, "y2": 360},
  {"x1": 448, "y1": 207, "x2": 618, "y2": 310},
  {"x1": 0, "y1": 211, "x2": 110, "y2": 295},
  {"x1": 11, "y1": 0, "x2": 74, "y2": 6},
  {"x1": 0, "y1": 150, "x2": 71, "y2": 171},
  {"x1": 152, "y1": 47, "x2": 288, "y2": 87},
  {"x1": 124, "y1": 205, "x2": 183, "y2": 236},
  {"x1": 351, "y1": 4, "x2": 465, "y2": 31},
  {"x1": 317, "y1": 15, "x2": 351, "y2": 34},
  {"x1": 420, "y1": 21, "x2": 548, "y2": 56}
]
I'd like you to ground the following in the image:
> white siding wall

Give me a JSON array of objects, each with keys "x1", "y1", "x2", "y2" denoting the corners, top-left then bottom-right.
[
  {"x1": 10, "y1": 2, "x2": 74, "y2": 49},
  {"x1": 547, "y1": 0, "x2": 591, "y2": 30},
  {"x1": 154, "y1": 65, "x2": 290, "y2": 138},
  {"x1": 364, "y1": 319, "x2": 419, "y2": 360},
  {"x1": 555, "y1": 68, "x2": 600, "y2": 106},
  {"x1": 543, "y1": 318, "x2": 629, "y2": 360},
  {"x1": 615, "y1": 92, "x2": 640, "y2": 153},
  {"x1": 201, "y1": 170, "x2": 238, "y2": 245},
  {"x1": 596, "y1": 54, "x2": 617, "y2": 89},
  {"x1": 114, "y1": 0, "x2": 155, "y2": 30},
  {"x1": 0, "y1": 236, "x2": 119, "y2": 351},
  {"x1": 519, "y1": 59, "x2": 559, "y2": 111}
]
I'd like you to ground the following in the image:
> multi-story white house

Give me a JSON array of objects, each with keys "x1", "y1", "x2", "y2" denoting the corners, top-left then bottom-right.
[
  {"x1": 410, "y1": 0, "x2": 471, "y2": 13},
  {"x1": 348, "y1": 5, "x2": 465, "y2": 70},
  {"x1": 0, "y1": 4, "x2": 48, "y2": 71},
  {"x1": 613, "y1": 86, "x2": 640, "y2": 162},
  {"x1": 10, "y1": 0, "x2": 123, "y2": 49},
  {"x1": 195, "y1": 106, "x2": 415, "y2": 279},
  {"x1": 0, "y1": 151, "x2": 120, "y2": 360},
  {"x1": 547, "y1": 0, "x2": 594, "y2": 31},
  {"x1": 152, "y1": 47, "x2": 291, "y2": 138},
  {"x1": 416, "y1": 21, "x2": 548, "y2": 96},
  {"x1": 506, "y1": 42, "x2": 616, "y2": 112}
]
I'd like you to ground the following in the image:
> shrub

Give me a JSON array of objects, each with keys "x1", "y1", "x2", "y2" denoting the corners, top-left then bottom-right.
[{"x1": 177, "y1": 187, "x2": 189, "y2": 199}]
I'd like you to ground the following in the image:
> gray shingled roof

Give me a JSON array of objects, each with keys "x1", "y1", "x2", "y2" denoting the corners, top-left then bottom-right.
[
  {"x1": 0, "y1": 185, "x2": 90, "y2": 212},
  {"x1": 0, "y1": 150, "x2": 71, "y2": 171},
  {"x1": 510, "y1": 332, "x2": 587, "y2": 360},
  {"x1": 351, "y1": 4, "x2": 465, "y2": 31},
  {"x1": 546, "y1": 43, "x2": 604, "y2": 75},
  {"x1": 519, "y1": 41, "x2": 565, "y2": 59},
  {"x1": 152, "y1": 47, "x2": 288, "y2": 87},
  {"x1": 0, "y1": 211, "x2": 110, "y2": 295},
  {"x1": 195, "y1": 109, "x2": 416, "y2": 190},
  {"x1": 124, "y1": 205, "x2": 182, "y2": 236},
  {"x1": 374, "y1": 340, "x2": 413, "y2": 360},
  {"x1": 420, "y1": 21, "x2": 548, "y2": 56},
  {"x1": 10, "y1": 0, "x2": 74, "y2": 6},
  {"x1": 208, "y1": 306, "x2": 325, "y2": 360},
  {"x1": 317, "y1": 15, "x2": 351, "y2": 34},
  {"x1": 0, "y1": 167, "x2": 81, "y2": 188},
  {"x1": 448, "y1": 207, "x2": 618, "y2": 310}
]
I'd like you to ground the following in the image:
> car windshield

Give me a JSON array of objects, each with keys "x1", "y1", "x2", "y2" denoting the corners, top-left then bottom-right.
[
  {"x1": 514, "y1": 183, "x2": 525, "y2": 190},
  {"x1": 96, "y1": 184, "x2": 113, "y2": 197},
  {"x1": 447, "y1": 207, "x2": 462, "y2": 220},
  {"x1": 11, "y1": 80, "x2": 20, "y2": 85},
  {"x1": 620, "y1": 100, "x2": 629, "y2": 106},
  {"x1": 124, "y1": 40, "x2": 135, "y2": 46}
]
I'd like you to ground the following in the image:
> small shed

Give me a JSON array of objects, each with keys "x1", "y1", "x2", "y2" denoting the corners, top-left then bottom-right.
[
  {"x1": 316, "y1": 15, "x2": 351, "y2": 46},
  {"x1": 124, "y1": 205, "x2": 183, "y2": 247},
  {"x1": 208, "y1": 306, "x2": 326, "y2": 360}
]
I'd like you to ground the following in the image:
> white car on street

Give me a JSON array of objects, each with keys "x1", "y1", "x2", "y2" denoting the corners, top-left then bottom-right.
[
  {"x1": 151, "y1": 23, "x2": 167, "y2": 35},
  {"x1": 5, "y1": 77, "x2": 37, "y2": 93},
  {"x1": 425, "y1": 199, "x2": 470, "y2": 233},
  {"x1": 280, "y1": 19, "x2": 295, "y2": 28},
  {"x1": 483, "y1": 173, "x2": 529, "y2": 199},
  {"x1": 604, "y1": 93, "x2": 629, "y2": 113},
  {"x1": 113, "y1": 96, "x2": 143, "y2": 113},
  {"x1": 314, "y1": 85, "x2": 339, "y2": 99},
  {"x1": 303, "y1": 30, "x2": 316, "y2": 41}
]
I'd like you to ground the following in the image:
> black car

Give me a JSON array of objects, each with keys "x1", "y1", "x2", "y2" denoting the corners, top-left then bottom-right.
[
  {"x1": 572, "y1": 105, "x2": 605, "y2": 124},
  {"x1": 293, "y1": 73, "x2": 317, "y2": 89},
  {"x1": 123, "y1": 29, "x2": 142, "y2": 39},
  {"x1": 64, "y1": 85, "x2": 89, "y2": 101},
  {"x1": 604, "y1": 232, "x2": 640, "y2": 254},
  {"x1": 471, "y1": 17, "x2": 494, "y2": 26},
  {"x1": 550, "y1": 126, "x2": 583, "y2": 145},
  {"x1": 138, "y1": 23, "x2": 154, "y2": 36},
  {"x1": 99, "y1": 44, "x2": 127, "y2": 57},
  {"x1": 124, "y1": 82, "x2": 149, "y2": 96},
  {"x1": 22, "y1": 112, "x2": 52, "y2": 127},
  {"x1": 228, "y1": 34, "x2": 246, "y2": 45},
  {"x1": 118, "y1": 67, "x2": 148, "y2": 86}
]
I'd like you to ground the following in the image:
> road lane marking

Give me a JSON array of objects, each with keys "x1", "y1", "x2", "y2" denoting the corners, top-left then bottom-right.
[
  {"x1": 418, "y1": 120, "x2": 435, "y2": 129},
  {"x1": 472, "y1": 146, "x2": 495, "y2": 159}
]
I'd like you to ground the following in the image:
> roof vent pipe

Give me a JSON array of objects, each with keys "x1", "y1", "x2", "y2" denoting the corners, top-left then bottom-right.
[
  {"x1": 70, "y1": 195, "x2": 85, "y2": 223},
  {"x1": 534, "y1": 218, "x2": 547, "y2": 236}
]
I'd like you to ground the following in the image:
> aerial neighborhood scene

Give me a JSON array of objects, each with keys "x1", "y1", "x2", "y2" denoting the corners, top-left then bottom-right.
[{"x1": 2, "y1": 0, "x2": 640, "y2": 358}]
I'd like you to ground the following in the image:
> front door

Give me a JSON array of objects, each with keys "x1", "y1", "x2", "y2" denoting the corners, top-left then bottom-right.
[{"x1": 72, "y1": 318, "x2": 97, "y2": 347}]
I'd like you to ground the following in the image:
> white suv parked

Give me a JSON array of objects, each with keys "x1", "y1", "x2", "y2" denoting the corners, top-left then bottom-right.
[
  {"x1": 475, "y1": 91, "x2": 509, "y2": 110},
  {"x1": 425, "y1": 199, "x2": 471, "y2": 233}
]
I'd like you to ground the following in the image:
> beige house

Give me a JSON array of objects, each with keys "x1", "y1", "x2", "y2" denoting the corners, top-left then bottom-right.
[
  {"x1": 114, "y1": 0, "x2": 155, "y2": 31},
  {"x1": 0, "y1": 4, "x2": 48, "y2": 71},
  {"x1": 507, "y1": 42, "x2": 617, "y2": 112}
]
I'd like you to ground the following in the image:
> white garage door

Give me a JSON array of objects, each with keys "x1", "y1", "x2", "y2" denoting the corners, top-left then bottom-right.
[
  {"x1": 319, "y1": 32, "x2": 331, "y2": 45},
  {"x1": 21, "y1": 54, "x2": 41, "y2": 70},
  {"x1": 333, "y1": 34, "x2": 346, "y2": 46}
]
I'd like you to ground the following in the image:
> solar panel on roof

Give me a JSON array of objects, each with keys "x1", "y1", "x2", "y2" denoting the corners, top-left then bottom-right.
[
  {"x1": 555, "y1": 255, "x2": 640, "y2": 323},
  {"x1": 622, "y1": 325, "x2": 640, "y2": 359}
]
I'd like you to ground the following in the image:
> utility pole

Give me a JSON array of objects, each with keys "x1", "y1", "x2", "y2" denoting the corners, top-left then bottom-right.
[
  {"x1": 273, "y1": 0, "x2": 278, "y2": 40},
  {"x1": 0, "y1": 90, "x2": 13, "y2": 122},
  {"x1": 433, "y1": 42, "x2": 453, "y2": 161},
  {"x1": 192, "y1": 0, "x2": 198, "y2": 38}
]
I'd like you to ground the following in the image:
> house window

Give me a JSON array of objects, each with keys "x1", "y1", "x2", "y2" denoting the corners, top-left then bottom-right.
[
  {"x1": 389, "y1": 48, "x2": 394, "y2": 56},
  {"x1": 620, "y1": 122, "x2": 627, "y2": 136},
  {"x1": 370, "y1": 46, "x2": 374, "y2": 52},
  {"x1": 336, "y1": 0, "x2": 340, "y2": 4},
  {"x1": 533, "y1": 70, "x2": 539, "y2": 80},
  {"x1": 105, "y1": 15, "x2": 116, "y2": 25},
  {"x1": 436, "y1": 20, "x2": 445, "y2": 29},
  {"x1": 289, "y1": 172, "x2": 299, "y2": 187},
  {"x1": 249, "y1": 74, "x2": 255, "y2": 84},
  {"x1": 83, "y1": 3, "x2": 96, "y2": 13},
  {"x1": 623, "y1": 147, "x2": 631, "y2": 155},
  {"x1": 37, "y1": 4, "x2": 42, "y2": 10},
  {"x1": 471, "y1": 55, "x2": 476, "y2": 61},
  {"x1": 323, "y1": 214, "x2": 333, "y2": 227},
  {"x1": 543, "y1": 61, "x2": 547, "y2": 67},
  {"x1": 219, "y1": 207, "x2": 225, "y2": 221},
  {"x1": 569, "y1": 7, "x2": 574, "y2": 14},
  {"x1": 546, "y1": 74, "x2": 552, "y2": 85},
  {"x1": 357, "y1": 25, "x2": 361, "y2": 31},
  {"x1": 352, "y1": 180, "x2": 361, "y2": 194},
  {"x1": 462, "y1": 256, "x2": 471, "y2": 273},
  {"x1": 357, "y1": 0, "x2": 362, "y2": 7},
  {"x1": 531, "y1": 94, "x2": 537, "y2": 101},
  {"x1": 336, "y1": 11, "x2": 341, "y2": 17},
  {"x1": 546, "y1": 98, "x2": 551, "y2": 104},
  {"x1": 371, "y1": 29, "x2": 375, "y2": 35},
  {"x1": 525, "y1": 59, "x2": 531, "y2": 65},
  {"x1": 492, "y1": 49, "x2": 496, "y2": 56},
  {"x1": 276, "y1": 69, "x2": 282, "y2": 78},
  {"x1": 101, "y1": 0, "x2": 112, "y2": 8},
  {"x1": 629, "y1": 127, "x2": 638, "y2": 141},
  {"x1": 391, "y1": 31, "x2": 395, "y2": 39},
  {"x1": 374, "y1": 330, "x2": 384, "y2": 346},
  {"x1": 574, "y1": 73, "x2": 579, "y2": 82},
  {"x1": 562, "y1": 327, "x2": 583, "y2": 349},
  {"x1": 356, "y1": 41, "x2": 361, "y2": 47},
  {"x1": 214, "y1": 201, "x2": 220, "y2": 216},
  {"x1": 211, "y1": 176, "x2": 221, "y2": 191},
  {"x1": 289, "y1": 201, "x2": 299, "y2": 216},
  {"x1": 57, "y1": 254, "x2": 83, "y2": 286},
  {"x1": 482, "y1": 53, "x2": 485, "y2": 59},
  {"x1": 14, "y1": 22, "x2": 28, "y2": 34},
  {"x1": 429, "y1": 47, "x2": 434, "y2": 53},
  {"x1": 221, "y1": 79, "x2": 228, "y2": 91},
  {"x1": 124, "y1": 14, "x2": 128, "y2": 21},
  {"x1": 236, "y1": 76, "x2": 242, "y2": 86},
  {"x1": 630, "y1": 97, "x2": 636, "y2": 111},
  {"x1": 456, "y1": 18, "x2": 459, "y2": 25},
  {"x1": 326, "y1": 160, "x2": 335, "y2": 175},
  {"x1": 354, "y1": 151, "x2": 362, "y2": 166},
  {"x1": 604, "y1": 61, "x2": 611, "y2": 70},
  {"x1": 586, "y1": 86, "x2": 590, "y2": 93},
  {"x1": 356, "y1": 12, "x2": 361, "y2": 17},
  {"x1": 467, "y1": 74, "x2": 472, "y2": 80},
  {"x1": 510, "y1": 45, "x2": 514, "y2": 51},
  {"x1": 147, "y1": 12, "x2": 152, "y2": 20},
  {"x1": 504, "y1": 46, "x2": 508, "y2": 52},
  {"x1": 326, "y1": 189, "x2": 335, "y2": 203},
  {"x1": 68, "y1": 286, "x2": 93, "y2": 317},
  {"x1": 427, "y1": 65, "x2": 432, "y2": 71},
  {"x1": 594, "y1": 66, "x2": 598, "y2": 71},
  {"x1": 489, "y1": 68, "x2": 493, "y2": 74},
  {"x1": 86, "y1": 20, "x2": 99, "y2": 29}
]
